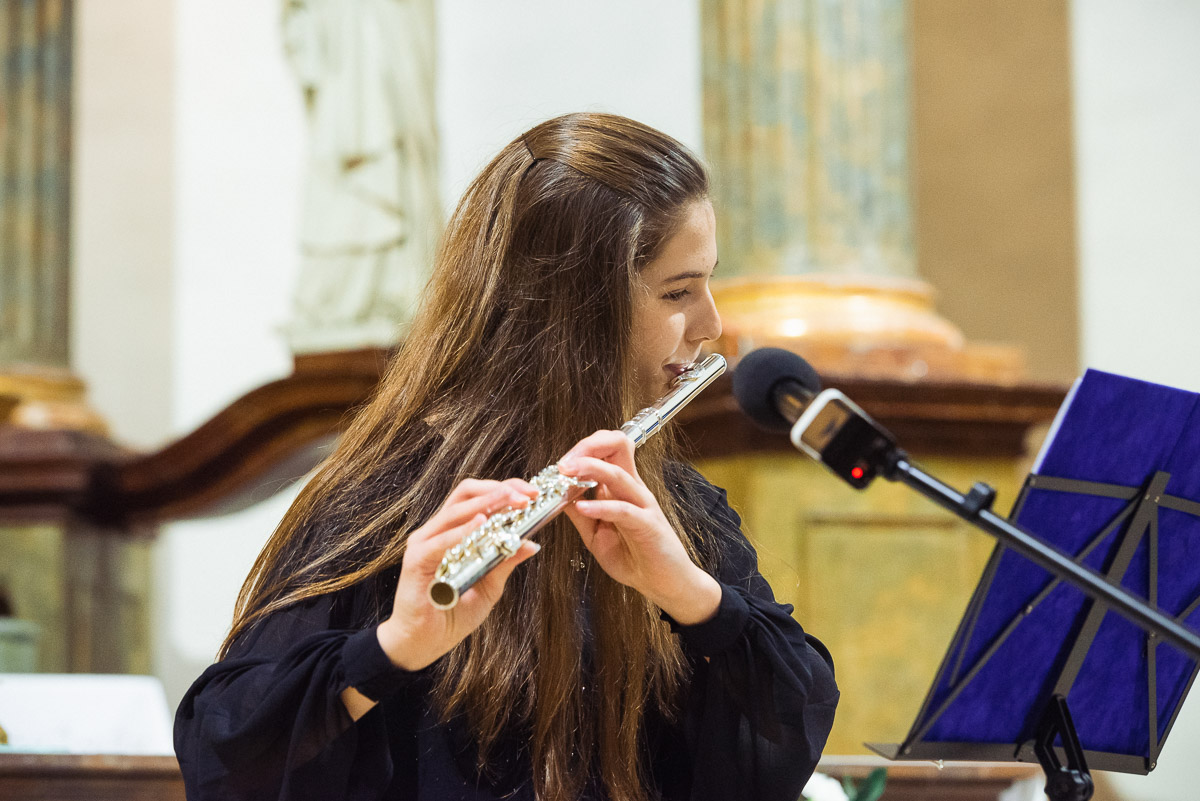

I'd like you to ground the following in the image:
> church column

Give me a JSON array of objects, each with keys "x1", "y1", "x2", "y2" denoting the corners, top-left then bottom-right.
[
  {"x1": 1, "y1": 0, "x2": 103, "y2": 431},
  {"x1": 1, "y1": 0, "x2": 148, "y2": 676},
  {"x1": 701, "y1": 0, "x2": 1020, "y2": 381}
]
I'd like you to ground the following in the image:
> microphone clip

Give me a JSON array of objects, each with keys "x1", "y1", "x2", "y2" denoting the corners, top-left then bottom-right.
[{"x1": 789, "y1": 389, "x2": 903, "y2": 489}]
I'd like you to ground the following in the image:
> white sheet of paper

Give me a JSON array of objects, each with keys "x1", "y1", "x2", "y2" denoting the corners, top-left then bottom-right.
[{"x1": 0, "y1": 674, "x2": 173, "y2": 755}]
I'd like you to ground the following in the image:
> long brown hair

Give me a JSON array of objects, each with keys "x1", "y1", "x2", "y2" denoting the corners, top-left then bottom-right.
[{"x1": 224, "y1": 113, "x2": 712, "y2": 800}]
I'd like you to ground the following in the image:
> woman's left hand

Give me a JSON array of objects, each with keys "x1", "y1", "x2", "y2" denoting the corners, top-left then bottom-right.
[{"x1": 558, "y1": 430, "x2": 721, "y2": 625}]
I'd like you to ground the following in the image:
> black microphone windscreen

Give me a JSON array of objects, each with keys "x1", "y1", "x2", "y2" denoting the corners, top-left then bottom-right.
[{"x1": 732, "y1": 347, "x2": 823, "y2": 432}]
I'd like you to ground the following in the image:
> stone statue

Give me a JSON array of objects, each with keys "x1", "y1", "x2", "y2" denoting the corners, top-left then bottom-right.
[{"x1": 282, "y1": 0, "x2": 440, "y2": 354}]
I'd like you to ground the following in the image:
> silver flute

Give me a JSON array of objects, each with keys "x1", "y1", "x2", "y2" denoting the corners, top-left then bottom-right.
[{"x1": 427, "y1": 353, "x2": 727, "y2": 609}]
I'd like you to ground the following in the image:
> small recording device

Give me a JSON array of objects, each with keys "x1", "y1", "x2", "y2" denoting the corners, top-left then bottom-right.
[{"x1": 789, "y1": 389, "x2": 900, "y2": 489}]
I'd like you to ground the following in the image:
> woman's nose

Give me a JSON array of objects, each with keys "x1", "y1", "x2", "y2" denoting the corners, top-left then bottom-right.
[{"x1": 691, "y1": 287, "x2": 723, "y2": 344}]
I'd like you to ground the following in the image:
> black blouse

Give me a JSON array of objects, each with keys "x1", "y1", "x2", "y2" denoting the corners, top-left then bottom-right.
[{"x1": 174, "y1": 464, "x2": 838, "y2": 800}]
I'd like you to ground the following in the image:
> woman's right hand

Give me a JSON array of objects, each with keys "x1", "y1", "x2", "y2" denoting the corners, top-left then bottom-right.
[{"x1": 376, "y1": 478, "x2": 540, "y2": 672}]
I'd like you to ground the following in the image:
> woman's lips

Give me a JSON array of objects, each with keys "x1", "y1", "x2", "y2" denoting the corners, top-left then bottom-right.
[{"x1": 664, "y1": 362, "x2": 694, "y2": 378}]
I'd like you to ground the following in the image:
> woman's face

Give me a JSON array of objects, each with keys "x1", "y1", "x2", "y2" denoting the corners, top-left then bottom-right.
[{"x1": 630, "y1": 199, "x2": 722, "y2": 403}]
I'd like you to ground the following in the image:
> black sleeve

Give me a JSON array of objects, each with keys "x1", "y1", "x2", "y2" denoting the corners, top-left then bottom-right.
[
  {"x1": 173, "y1": 592, "x2": 425, "y2": 801},
  {"x1": 664, "y1": 465, "x2": 839, "y2": 801}
]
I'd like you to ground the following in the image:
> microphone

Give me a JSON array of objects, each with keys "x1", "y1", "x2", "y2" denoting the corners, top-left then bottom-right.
[
  {"x1": 731, "y1": 347, "x2": 823, "y2": 432},
  {"x1": 732, "y1": 347, "x2": 901, "y2": 489}
]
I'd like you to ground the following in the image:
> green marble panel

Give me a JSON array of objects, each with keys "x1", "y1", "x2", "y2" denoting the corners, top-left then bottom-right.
[
  {"x1": 1, "y1": 0, "x2": 73, "y2": 368},
  {"x1": 696, "y1": 452, "x2": 1021, "y2": 754},
  {"x1": 0, "y1": 524, "x2": 66, "y2": 671},
  {"x1": 0, "y1": 522, "x2": 152, "y2": 675}
]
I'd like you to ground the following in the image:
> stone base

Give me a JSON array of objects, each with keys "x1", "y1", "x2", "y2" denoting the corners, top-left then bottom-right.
[
  {"x1": 710, "y1": 274, "x2": 1025, "y2": 383},
  {"x1": 0, "y1": 366, "x2": 108, "y2": 434}
]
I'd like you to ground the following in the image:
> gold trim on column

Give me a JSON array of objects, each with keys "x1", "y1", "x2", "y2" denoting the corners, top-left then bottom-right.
[
  {"x1": 0, "y1": 367, "x2": 108, "y2": 434},
  {"x1": 710, "y1": 274, "x2": 1024, "y2": 383}
]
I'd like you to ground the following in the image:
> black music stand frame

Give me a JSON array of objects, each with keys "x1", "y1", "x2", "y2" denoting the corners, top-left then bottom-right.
[{"x1": 866, "y1": 454, "x2": 1200, "y2": 801}]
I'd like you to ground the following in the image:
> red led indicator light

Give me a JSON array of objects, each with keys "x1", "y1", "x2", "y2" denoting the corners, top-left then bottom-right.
[{"x1": 851, "y1": 466, "x2": 865, "y2": 480}]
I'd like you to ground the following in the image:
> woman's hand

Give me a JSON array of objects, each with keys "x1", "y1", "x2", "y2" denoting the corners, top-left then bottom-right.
[
  {"x1": 558, "y1": 430, "x2": 721, "y2": 625},
  {"x1": 376, "y1": 478, "x2": 540, "y2": 672}
]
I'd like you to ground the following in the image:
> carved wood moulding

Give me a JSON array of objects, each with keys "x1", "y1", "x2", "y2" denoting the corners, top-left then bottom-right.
[
  {"x1": 818, "y1": 755, "x2": 1041, "y2": 801},
  {"x1": 0, "y1": 753, "x2": 186, "y2": 801},
  {"x1": 681, "y1": 370, "x2": 1065, "y2": 461},
  {"x1": 0, "y1": 348, "x2": 1065, "y2": 527},
  {"x1": 0, "y1": 752, "x2": 1039, "y2": 801}
]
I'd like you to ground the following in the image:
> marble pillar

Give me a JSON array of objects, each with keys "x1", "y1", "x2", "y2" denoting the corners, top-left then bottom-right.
[
  {"x1": 701, "y1": 0, "x2": 1020, "y2": 381},
  {"x1": 1, "y1": 0, "x2": 104, "y2": 430},
  {"x1": 702, "y1": 0, "x2": 914, "y2": 279},
  {"x1": 696, "y1": 0, "x2": 1035, "y2": 756},
  {"x1": 1, "y1": 0, "x2": 72, "y2": 369},
  {"x1": 0, "y1": 1, "x2": 149, "y2": 677}
]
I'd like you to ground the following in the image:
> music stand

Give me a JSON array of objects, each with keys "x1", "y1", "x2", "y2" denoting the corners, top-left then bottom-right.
[{"x1": 869, "y1": 369, "x2": 1200, "y2": 800}]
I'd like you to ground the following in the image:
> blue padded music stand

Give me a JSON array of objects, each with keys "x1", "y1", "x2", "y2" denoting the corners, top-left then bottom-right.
[{"x1": 870, "y1": 369, "x2": 1200, "y2": 785}]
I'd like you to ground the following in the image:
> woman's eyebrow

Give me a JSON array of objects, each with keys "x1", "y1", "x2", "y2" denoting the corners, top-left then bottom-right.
[
  {"x1": 662, "y1": 260, "x2": 718, "y2": 284},
  {"x1": 663, "y1": 270, "x2": 705, "y2": 283}
]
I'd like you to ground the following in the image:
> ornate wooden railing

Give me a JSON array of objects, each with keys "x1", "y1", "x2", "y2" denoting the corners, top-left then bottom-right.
[{"x1": 0, "y1": 348, "x2": 1066, "y2": 527}]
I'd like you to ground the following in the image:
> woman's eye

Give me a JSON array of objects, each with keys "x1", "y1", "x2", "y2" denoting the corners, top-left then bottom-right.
[{"x1": 662, "y1": 289, "x2": 690, "y2": 301}]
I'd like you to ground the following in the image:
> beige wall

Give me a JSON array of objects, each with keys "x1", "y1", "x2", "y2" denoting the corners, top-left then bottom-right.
[
  {"x1": 72, "y1": 0, "x2": 176, "y2": 448},
  {"x1": 911, "y1": 0, "x2": 1080, "y2": 384},
  {"x1": 1072, "y1": 2, "x2": 1200, "y2": 799}
]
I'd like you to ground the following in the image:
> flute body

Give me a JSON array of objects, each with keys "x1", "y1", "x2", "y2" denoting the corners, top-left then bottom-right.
[{"x1": 427, "y1": 353, "x2": 726, "y2": 609}]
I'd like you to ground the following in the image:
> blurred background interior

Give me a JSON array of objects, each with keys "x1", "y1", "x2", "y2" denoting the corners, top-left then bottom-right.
[{"x1": 1, "y1": 1, "x2": 1198, "y2": 799}]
